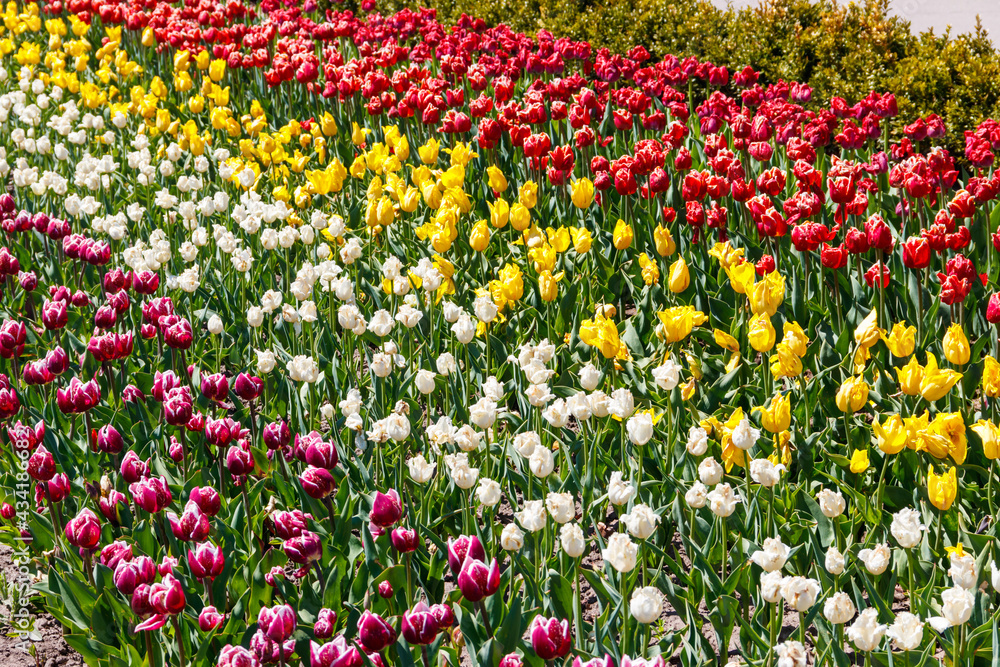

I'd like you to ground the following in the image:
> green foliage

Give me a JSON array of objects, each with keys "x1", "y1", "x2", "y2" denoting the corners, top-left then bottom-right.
[{"x1": 361, "y1": 0, "x2": 1000, "y2": 157}]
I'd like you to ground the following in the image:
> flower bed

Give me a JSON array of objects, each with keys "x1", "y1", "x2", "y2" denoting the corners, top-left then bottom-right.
[{"x1": 1, "y1": 1, "x2": 1000, "y2": 666}]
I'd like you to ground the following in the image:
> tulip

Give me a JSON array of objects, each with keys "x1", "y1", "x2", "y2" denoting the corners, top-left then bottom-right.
[
  {"x1": 369, "y1": 489, "x2": 403, "y2": 528},
  {"x1": 314, "y1": 609, "x2": 337, "y2": 639},
  {"x1": 284, "y1": 531, "x2": 323, "y2": 565},
  {"x1": 928, "y1": 466, "x2": 958, "y2": 511},
  {"x1": 65, "y1": 508, "x2": 102, "y2": 551},
  {"x1": 919, "y1": 353, "x2": 962, "y2": 402},
  {"x1": 401, "y1": 602, "x2": 439, "y2": 645},
  {"x1": 667, "y1": 256, "x2": 689, "y2": 293},
  {"x1": 943, "y1": 324, "x2": 970, "y2": 365},
  {"x1": 390, "y1": 527, "x2": 419, "y2": 553},
  {"x1": 199, "y1": 606, "x2": 225, "y2": 631},
  {"x1": 233, "y1": 373, "x2": 264, "y2": 401},
  {"x1": 259, "y1": 604, "x2": 297, "y2": 643},
  {"x1": 149, "y1": 574, "x2": 186, "y2": 616},
  {"x1": 835, "y1": 376, "x2": 869, "y2": 413},
  {"x1": 311, "y1": 635, "x2": 363, "y2": 667},
  {"x1": 300, "y1": 466, "x2": 336, "y2": 499},
  {"x1": 612, "y1": 219, "x2": 633, "y2": 250},
  {"x1": 189, "y1": 486, "x2": 222, "y2": 516},
  {"x1": 430, "y1": 604, "x2": 455, "y2": 629},
  {"x1": 529, "y1": 616, "x2": 572, "y2": 660},
  {"x1": 357, "y1": 610, "x2": 397, "y2": 652},
  {"x1": 457, "y1": 557, "x2": 500, "y2": 602},
  {"x1": 99, "y1": 541, "x2": 132, "y2": 570},
  {"x1": 447, "y1": 535, "x2": 486, "y2": 574},
  {"x1": 188, "y1": 542, "x2": 226, "y2": 581}
]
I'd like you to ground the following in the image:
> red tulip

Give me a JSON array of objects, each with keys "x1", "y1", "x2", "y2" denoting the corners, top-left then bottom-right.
[
  {"x1": 64, "y1": 508, "x2": 102, "y2": 550},
  {"x1": 357, "y1": 610, "x2": 397, "y2": 652},
  {"x1": 188, "y1": 542, "x2": 225, "y2": 581},
  {"x1": 447, "y1": 535, "x2": 485, "y2": 574}
]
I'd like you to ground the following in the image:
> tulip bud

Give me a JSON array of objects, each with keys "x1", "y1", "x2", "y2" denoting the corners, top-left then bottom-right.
[
  {"x1": 314, "y1": 608, "x2": 337, "y2": 639},
  {"x1": 199, "y1": 605, "x2": 225, "y2": 631},
  {"x1": 377, "y1": 581, "x2": 394, "y2": 599},
  {"x1": 390, "y1": 527, "x2": 419, "y2": 553}
]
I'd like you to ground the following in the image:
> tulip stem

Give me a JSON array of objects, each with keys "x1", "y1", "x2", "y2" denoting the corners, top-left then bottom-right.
[
  {"x1": 476, "y1": 600, "x2": 493, "y2": 638},
  {"x1": 574, "y1": 560, "x2": 583, "y2": 651},
  {"x1": 171, "y1": 614, "x2": 186, "y2": 667},
  {"x1": 421, "y1": 646, "x2": 431, "y2": 667},
  {"x1": 145, "y1": 630, "x2": 157, "y2": 667}
]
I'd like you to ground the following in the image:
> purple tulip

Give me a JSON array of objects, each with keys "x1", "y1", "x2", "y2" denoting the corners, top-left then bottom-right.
[
  {"x1": 529, "y1": 616, "x2": 572, "y2": 660},
  {"x1": 456, "y1": 557, "x2": 500, "y2": 602},
  {"x1": 401, "y1": 602, "x2": 439, "y2": 645},
  {"x1": 357, "y1": 610, "x2": 397, "y2": 652},
  {"x1": 447, "y1": 535, "x2": 485, "y2": 574}
]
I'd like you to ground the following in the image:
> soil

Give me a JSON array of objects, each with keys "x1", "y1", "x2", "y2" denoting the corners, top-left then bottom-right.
[{"x1": 0, "y1": 546, "x2": 82, "y2": 667}]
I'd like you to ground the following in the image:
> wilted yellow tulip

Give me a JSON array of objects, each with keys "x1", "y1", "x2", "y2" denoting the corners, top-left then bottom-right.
[
  {"x1": 656, "y1": 306, "x2": 708, "y2": 344},
  {"x1": 653, "y1": 224, "x2": 676, "y2": 257},
  {"x1": 753, "y1": 393, "x2": 791, "y2": 433},
  {"x1": 571, "y1": 178, "x2": 594, "y2": 208},
  {"x1": 748, "y1": 314, "x2": 776, "y2": 353},
  {"x1": 971, "y1": 420, "x2": 1000, "y2": 460},
  {"x1": 882, "y1": 322, "x2": 916, "y2": 357},
  {"x1": 943, "y1": 324, "x2": 970, "y2": 365},
  {"x1": 931, "y1": 412, "x2": 966, "y2": 465},
  {"x1": 518, "y1": 181, "x2": 538, "y2": 208},
  {"x1": 927, "y1": 466, "x2": 957, "y2": 511},
  {"x1": 486, "y1": 166, "x2": 507, "y2": 193},
  {"x1": 854, "y1": 309, "x2": 881, "y2": 349},
  {"x1": 835, "y1": 376, "x2": 869, "y2": 413},
  {"x1": 637, "y1": 254, "x2": 660, "y2": 286},
  {"x1": 667, "y1": 257, "x2": 690, "y2": 293},
  {"x1": 749, "y1": 271, "x2": 785, "y2": 316},
  {"x1": 713, "y1": 329, "x2": 740, "y2": 352},
  {"x1": 895, "y1": 356, "x2": 923, "y2": 396},
  {"x1": 781, "y1": 321, "x2": 809, "y2": 357},
  {"x1": 984, "y1": 356, "x2": 1000, "y2": 398},
  {"x1": 849, "y1": 449, "x2": 870, "y2": 473},
  {"x1": 770, "y1": 342, "x2": 803, "y2": 378},
  {"x1": 873, "y1": 414, "x2": 906, "y2": 455},
  {"x1": 919, "y1": 353, "x2": 963, "y2": 402},
  {"x1": 613, "y1": 219, "x2": 634, "y2": 250},
  {"x1": 470, "y1": 219, "x2": 490, "y2": 252}
]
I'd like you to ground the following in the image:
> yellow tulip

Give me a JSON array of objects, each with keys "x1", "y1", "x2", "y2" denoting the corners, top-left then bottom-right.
[
  {"x1": 497, "y1": 263, "x2": 524, "y2": 302},
  {"x1": 538, "y1": 270, "x2": 563, "y2": 302},
  {"x1": 418, "y1": 138, "x2": 440, "y2": 163},
  {"x1": 713, "y1": 329, "x2": 740, "y2": 353},
  {"x1": 854, "y1": 309, "x2": 882, "y2": 349},
  {"x1": 725, "y1": 261, "x2": 755, "y2": 295},
  {"x1": 895, "y1": 356, "x2": 923, "y2": 396},
  {"x1": 753, "y1": 393, "x2": 791, "y2": 433},
  {"x1": 656, "y1": 306, "x2": 708, "y2": 344},
  {"x1": 781, "y1": 321, "x2": 809, "y2": 358},
  {"x1": 653, "y1": 224, "x2": 676, "y2": 257},
  {"x1": 518, "y1": 181, "x2": 538, "y2": 209},
  {"x1": 927, "y1": 466, "x2": 957, "y2": 511},
  {"x1": 747, "y1": 314, "x2": 776, "y2": 353},
  {"x1": 748, "y1": 271, "x2": 785, "y2": 317},
  {"x1": 510, "y1": 203, "x2": 531, "y2": 232},
  {"x1": 971, "y1": 420, "x2": 1000, "y2": 460},
  {"x1": 483, "y1": 165, "x2": 507, "y2": 193},
  {"x1": 943, "y1": 324, "x2": 970, "y2": 365},
  {"x1": 984, "y1": 356, "x2": 1000, "y2": 398},
  {"x1": 835, "y1": 376, "x2": 869, "y2": 413},
  {"x1": 931, "y1": 412, "x2": 966, "y2": 465},
  {"x1": 488, "y1": 199, "x2": 509, "y2": 228},
  {"x1": 570, "y1": 227, "x2": 593, "y2": 254},
  {"x1": 209, "y1": 58, "x2": 226, "y2": 82},
  {"x1": 849, "y1": 449, "x2": 870, "y2": 473},
  {"x1": 667, "y1": 257, "x2": 690, "y2": 293},
  {"x1": 919, "y1": 353, "x2": 963, "y2": 402},
  {"x1": 637, "y1": 253, "x2": 660, "y2": 286},
  {"x1": 613, "y1": 219, "x2": 634, "y2": 250},
  {"x1": 351, "y1": 122, "x2": 370, "y2": 147},
  {"x1": 579, "y1": 312, "x2": 621, "y2": 359},
  {"x1": 708, "y1": 241, "x2": 745, "y2": 269},
  {"x1": 882, "y1": 322, "x2": 916, "y2": 357},
  {"x1": 469, "y1": 219, "x2": 490, "y2": 252},
  {"x1": 571, "y1": 178, "x2": 594, "y2": 208},
  {"x1": 873, "y1": 414, "x2": 907, "y2": 455},
  {"x1": 770, "y1": 342, "x2": 803, "y2": 378}
]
